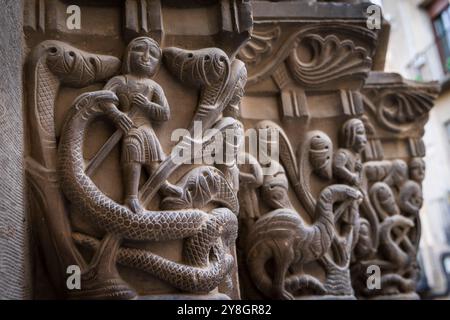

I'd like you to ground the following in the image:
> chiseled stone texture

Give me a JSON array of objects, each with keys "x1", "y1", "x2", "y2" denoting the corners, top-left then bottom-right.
[{"x1": 0, "y1": 0, "x2": 31, "y2": 299}]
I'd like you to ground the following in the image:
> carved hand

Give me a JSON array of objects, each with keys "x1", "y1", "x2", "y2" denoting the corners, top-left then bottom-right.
[
  {"x1": 102, "y1": 102, "x2": 134, "y2": 133},
  {"x1": 115, "y1": 113, "x2": 134, "y2": 133},
  {"x1": 132, "y1": 93, "x2": 151, "y2": 107}
]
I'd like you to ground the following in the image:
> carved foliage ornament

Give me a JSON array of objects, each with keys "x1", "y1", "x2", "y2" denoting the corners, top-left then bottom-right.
[
  {"x1": 362, "y1": 84, "x2": 440, "y2": 133},
  {"x1": 238, "y1": 24, "x2": 377, "y2": 87}
]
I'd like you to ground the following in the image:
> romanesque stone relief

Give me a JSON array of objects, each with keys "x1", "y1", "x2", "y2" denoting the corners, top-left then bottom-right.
[
  {"x1": 20, "y1": 0, "x2": 440, "y2": 301},
  {"x1": 26, "y1": 35, "x2": 247, "y2": 299},
  {"x1": 239, "y1": 23, "x2": 377, "y2": 88},
  {"x1": 351, "y1": 159, "x2": 423, "y2": 299},
  {"x1": 237, "y1": 120, "x2": 364, "y2": 299},
  {"x1": 350, "y1": 73, "x2": 439, "y2": 299},
  {"x1": 362, "y1": 77, "x2": 440, "y2": 134}
]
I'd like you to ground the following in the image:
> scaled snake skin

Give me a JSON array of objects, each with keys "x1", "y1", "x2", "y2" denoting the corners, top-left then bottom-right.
[{"x1": 59, "y1": 90, "x2": 238, "y2": 293}]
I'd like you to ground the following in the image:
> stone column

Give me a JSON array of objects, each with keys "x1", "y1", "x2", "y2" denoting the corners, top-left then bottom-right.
[
  {"x1": 0, "y1": 0, "x2": 31, "y2": 299},
  {"x1": 351, "y1": 72, "x2": 439, "y2": 299},
  {"x1": 236, "y1": 0, "x2": 380, "y2": 299},
  {"x1": 23, "y1": 0, "x2": 251, "y2": 299}
]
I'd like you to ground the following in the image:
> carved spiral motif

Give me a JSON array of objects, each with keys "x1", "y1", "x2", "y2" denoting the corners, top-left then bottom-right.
[
  {"x1": 378, "y1": 90, "x2": 437, "y2": 131},
  {"x1": 238, "y1": 26, "x2": 281, "y2": 65},
  {"x1": 287, "y1": 34, "x2": 372, "y2": 87}
]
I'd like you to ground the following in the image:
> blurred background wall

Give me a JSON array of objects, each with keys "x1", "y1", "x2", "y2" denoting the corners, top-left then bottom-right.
[{"x1": 379, "y1": 0, "x2": 450, "y2": 298}]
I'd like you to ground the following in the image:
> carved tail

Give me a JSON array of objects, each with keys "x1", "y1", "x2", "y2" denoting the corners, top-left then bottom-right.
[
  {"x1": 246, "y1": 244, "x2": 277, "y2": 297},
  {"x1": 73, "y1": 233, "x2": 233, "y2": 293},
  {"x1": 379, "y1": 215, "x2": 414, "y2": 268}
]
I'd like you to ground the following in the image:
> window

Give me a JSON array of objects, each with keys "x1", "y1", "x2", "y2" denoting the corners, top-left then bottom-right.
[
  {"x1": 425, "y1": 0, "x2": 450, "y2": 74},
  {"x1": 433, "y1": 5, "x2": 450, "y2": 73}
]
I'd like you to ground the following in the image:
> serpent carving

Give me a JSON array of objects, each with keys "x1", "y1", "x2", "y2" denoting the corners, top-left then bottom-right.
[
  {"x1": 72, "y1": 206, "x2": 237, "y2": 293},
  {"x1": 379, "y1": 215, "x2": 415, "y2": 269},
  {"x1": 26, "y1": 40, "x2": 121, "y2": 290},
  {"x1": 246, "y1": 184, "x2": 362, "y2": 299},
  {"x1": 161, "y1": 166, "x2": 239, "y2": 214},
  {"x1": 58, "y1": 90, "x2": 238, "y2": 293}
]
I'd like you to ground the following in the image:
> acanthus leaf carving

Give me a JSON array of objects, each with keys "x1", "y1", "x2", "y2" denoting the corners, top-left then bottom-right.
[
  {"x1": 237, "y1": 25, "x2": 281, "y2": 66},
  {"x1": 287, "y1": 34, "x2": 372, "y2": 89}
]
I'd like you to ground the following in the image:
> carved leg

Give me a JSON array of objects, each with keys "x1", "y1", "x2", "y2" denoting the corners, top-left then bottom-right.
[
  {"x1": 70, "y1": 234, "x2": 136, "y2": 300},
  {"x1": 272, "y1": 249, "x2": 294, "y2": 300},
  {"x1": 145, "y1": 162, "x2": 182, "y2": 198},
  {"x1": 123, "y1": 162, "x2": 143, "y2": 214}
]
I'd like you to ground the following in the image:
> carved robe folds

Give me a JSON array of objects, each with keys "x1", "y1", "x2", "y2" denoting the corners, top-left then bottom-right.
[{"x1": 23, "y1": 0, "x2": 438, "y2": 299}]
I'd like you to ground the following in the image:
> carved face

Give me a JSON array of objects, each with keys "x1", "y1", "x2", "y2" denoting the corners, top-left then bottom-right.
[
  {"x1": 126, "y1": 37, "x2": 161, "y2": 77},
  {"x1": 261, "y1": 163, "x2": 291, "y2": 209},
  {"x1": 399, "y1": 181, "x2": 423, "y2": 215},
  {"x1": 224, "y1": 70, "x2": 247, "y2": 118},
  {"x1": 342, "y1": 118, "x2": 367, "y2": 153},
  {"x1": 409, "y1": 158, "x2": 425, "y2": 183},
  {"x1": 309, "y1": 132, "x2": 333, "y2": 180},
  {"x1": 353, "y1": 122, "x2": 367, "y2": 153},
  {"x1": 370, "y1": 182, "x2": 399, "y2": 216}
]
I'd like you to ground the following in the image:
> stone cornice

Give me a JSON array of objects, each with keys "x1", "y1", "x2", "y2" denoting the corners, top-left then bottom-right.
[
  {"x1": 239, "y1": 1, "x2": 385, "y2": 89},
  {"x1": 362, "y1": 72, "x2": 440, "y2": 136}
]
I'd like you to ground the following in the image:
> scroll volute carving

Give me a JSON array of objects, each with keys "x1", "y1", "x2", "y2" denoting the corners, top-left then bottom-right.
[
  {"x1": 239, "y1": 23, "x2": 377, "y2": 88},
  {"x1": 27, "y1": 35, "x2": 247, "y2": 299},
  {"x1": 362, "y1": 73, "x2": 440, "y2": 135},
  {"x1": 239, "y1": 118, "x2": 365, "y2": 300}
]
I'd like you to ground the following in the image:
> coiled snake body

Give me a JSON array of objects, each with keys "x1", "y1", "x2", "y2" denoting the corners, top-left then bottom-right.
[{"x1": 58, "y1": 90, "x2": 238, "y2": 292}]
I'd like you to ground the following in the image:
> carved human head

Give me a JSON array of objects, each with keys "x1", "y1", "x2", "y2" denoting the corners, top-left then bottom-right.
[
  {"x1": 370, "y1": 182, "x2": 399, "y2": 216},
  {"x1": 261, "y1": 161, "x2": 291, "y2": 210},
  {"x1": 308, "y1": 131, "x2": 333, "y2": 180},
  {"x1": 223, "y1": 61, "x2": 247, "y2": 119},
  {"x1": 123, "y1": 37, "x2": 162, "y2": 77},
  {"x1": 341, "y1": 118, "x2": 367, "y2": 153},
  {"x1": 409, "y1": 158, "x2": 426, "y2": 183}
]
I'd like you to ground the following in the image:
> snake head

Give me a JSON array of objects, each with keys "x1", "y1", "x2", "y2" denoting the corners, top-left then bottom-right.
[
  {"x1": 163, "y1": 47, "x2": 229, "y2": 87},
  {"x1": 42, "y1": 40, "x2": 121, "y2": 87}
]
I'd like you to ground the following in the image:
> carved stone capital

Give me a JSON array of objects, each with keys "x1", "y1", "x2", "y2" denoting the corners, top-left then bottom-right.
[{"x1": 238, "y1": 1, "x2": 381, "y2": 90}]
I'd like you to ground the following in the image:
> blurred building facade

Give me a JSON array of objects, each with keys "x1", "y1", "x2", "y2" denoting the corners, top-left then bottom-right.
[{"x1": 380, "y1": 0, "x2": 450, "y2": 296}]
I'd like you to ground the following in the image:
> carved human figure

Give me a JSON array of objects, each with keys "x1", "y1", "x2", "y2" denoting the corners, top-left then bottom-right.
[
  {"x1": 383, "y1": 160, "x2": 409, "y2": 193},
  {"x1": 238, "y1": 153, "x2": 263, "y2": 223},
  {"x1": 104, "y1": 37, "x2": 181, "y2": 213},
  {"x1": 333, "y1": 118, "x2": 368, "y2": 187},
  {"x1": 215, "y1": 65, "x2": 247, "y2": 193},
  {"x1": 246, "y1": 167, "x2": 362, "y2": 299},
  {"x1": 409, "y1": 157, "x2": 426, "y2": 184}
]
